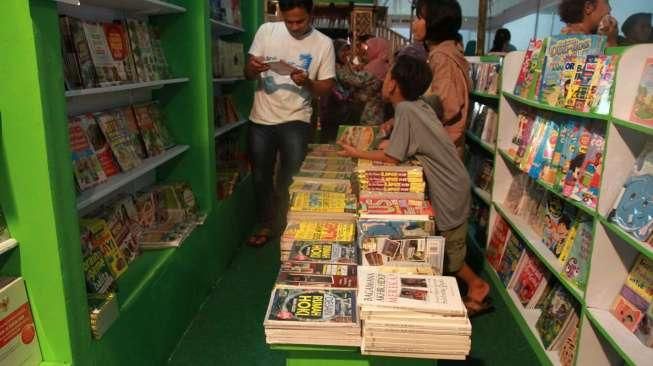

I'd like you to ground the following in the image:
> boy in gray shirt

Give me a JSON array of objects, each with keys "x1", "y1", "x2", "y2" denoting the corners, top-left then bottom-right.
[{"x1": 339, "y1": 55, "x2": 492, "y2": 316}]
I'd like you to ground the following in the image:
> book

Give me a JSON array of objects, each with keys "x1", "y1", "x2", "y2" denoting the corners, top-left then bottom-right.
[
  {"x1": 103, "y1": 22, "x2": 137, "y2": 83},
  {"x1": 514, "y1": 39, "x2": 547, "y2": 99},
  {"x1": 94, "y1": 111, "x2": 142, "y2": 172},
  {"x1": 287, "y1": 241, "x2": 358, "y2": 264},
  {"x1": 630, "y1": 57, "x2": 653, "y2": 126},
  {"x1": 561, "y1": 219, "x2": 593, "y2": 289},
  {"x1": 289, "y1": 177, "x2": 351, "y2": 194},
  {"x1": 68, "y1": 16, "x2": 98, "y2": 88},
  {"x1": 591, "y1": 55, "x2": 618, "y2": 114},
  {"x1": 276, "y1": 262, "x2": 358, "y2": 288},
  {"x1": 358, "y1": 198, "x2": 434, "y2": 220},
  {"x1": 336, "y1": 125, "x2": 381, "y2": 151},
  {"x1": 0, "y1": 278, "x2": 42, "y2": 366},
  {"x1": 540, "y1": 55, "x2": 582, "y2": 107},
  {"x1": 112, "y1": 106, "x2": 148, "y2": 160},
  {"x1": 80, "y1": 226, "x2": 114, "y2": 295},
  {"x1": 535, "y1": 284, "x2": 578, "y2": 350},
  {"x1": 59, "y1": 16, "x2": 84, "y2": 90},
  {"x1": 80, "y1": 218, "x2": 128, "y2": 278},
  {"x1": 68, "y1": 116, "x2": 107, "y2": 190},
  {"x1": 356, "y1": 219, "x2": 436, "y2": 245},
  {"x1": 132, "y1": 102, "x2": 168, "y2": 156},
  {"x1": 264, "y1": 288, "x2": 358, "y2": 326},
  {"x1": 564, "y1": 54, "x2": 603, "y2": 112},
  {"x1": 357, "y1": 267, "x2": 466, "y2": 316},
  {"x1": 126, "y1": 19, "x2": 157, "y2": 82},
  {"x1": 359, "y1": 236, "x2": 445, "y2": 275},
  {"x1": 289, "y1": 191, "x2": 357, "y2": 215},
  {"x1": 148, "y1": 24, "x2": 171, "y2": 79},
  {"x1": 82, "y1": 21, "x2": 128, "y2": 86},
  {"x1": 88, "y1": 293, "x2": 119, "y2": 340},
  {"x1": 510, "y1": 252, "x2": 547, "y2": 306},
  {"x1": 486, "y1": 215, "x2": 511, "y2": 270},
  {"x1": 497, "y1": 236, "x2": 526, "y2": 286},
  {"x1": 77, "y1": 114, "x2": 121, "y2": 178}
]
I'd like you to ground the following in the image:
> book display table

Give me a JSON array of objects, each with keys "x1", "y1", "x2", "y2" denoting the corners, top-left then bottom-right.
[{"x1": 271, "y1": 345, "x2": 436, "y2": 366}]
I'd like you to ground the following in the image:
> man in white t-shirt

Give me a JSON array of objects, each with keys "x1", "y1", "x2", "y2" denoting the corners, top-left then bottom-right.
[{"x1": 245, "y1": 0, "x2": 335, "y2": 246}]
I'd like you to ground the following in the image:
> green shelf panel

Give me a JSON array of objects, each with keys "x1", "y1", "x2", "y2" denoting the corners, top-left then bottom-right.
[
  {"x1": 465, "y1": 131, "x2": 496, "y2": 154},
  {"x1": 611, "y1": 117, "x2": 653, "y2": 136},
  {"x1": 598, "y1": 216, "x2": 653, "y2": 261},
  {"x1": 470, "y1": 90, "x2": 500, "y2": 100},
  {"x1": 503, "y1": 92, "x2": 610, "y2": 121},
  {"x1": 497, "y1": 149, "x2": 598, "y2": 218},
  {"x1": 472, "y1": 186, "x2": 492, "y2": 206},
  {"x1": 482, "y1": 262, "x2": 554, "y2": 366},
  {"x1": 493, "y1": 202, "x2": 585, "y2": 305}
]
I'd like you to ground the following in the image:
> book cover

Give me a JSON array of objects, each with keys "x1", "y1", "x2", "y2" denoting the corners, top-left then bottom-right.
[
  {"x1": 520, "y1": 116, "x2": 547, "y2": 173},
  {"x1": 511, "y1": 252, "x2": 547, "y2": 306},
  {"x1": 290, "y1": 191, "x2": 357, "y2": 215},
  {"x1": 565, "y1": 55, "x2": 603, "y2": 112},
  {"x1": 504, "y1": 174, "x2": 528, "y2": 215},
  {"x1": 556, "y1": 220, "x2": 578, "y2": 264},
  {"x1": 529, "y1": 119, "x2": 558, "y2": 180},
  {"x1": 295, "y1": 171, "x2": 352, "y2": 180},
  {"x1": 80, "y1": 218, "x2": 128, "y2": 279},
  {"x1": 535, "y1": 285, "x2": 577, "y2": 349},
  {"x1": 80, "y1": 226, "x2": 114, "y2": 294},
  {"x1": 540, "y1": 54, "x2": 581, "y2": 107},
  {"x1": 288, "y1": 241, "x2": 358, "y2": 264},
  {"x1": 134, "y1": 191, "x2": 158, "y2": 229},
  {"x1": 635, "y1": 303, "x2": 653, "y2": 347},
  {"x1": 94, "y1": 111, "x2": 142, "y2": 172},
  {"x1": 357, "y1": 267, "x2": 465, "y2": 315},
  {"x1": 277, "y1": 262, "x2": 358, "y2": 288},
  {"x1": 103, "y1": 22, "x2": 137, "y2": 83},
  {"x1": 539, "y1": 35, "x2": 606, "y2": 101},
  {"x1": 68, "y1": 16, "x2": 98, "y2": 88},
  {"x1": 630, "y1": 57, "x2": 653, "y2": 126},
  {"x1": 591, "y1": 55, "x2": 618, "y2": 115},
  {"x1": 82, "y1": 21, "x2": 128, "y2": 86},
  {"x1": 126, "y1": 19, "x2": 157, "y2": 82},
  {"x1": 0, "y1": 278, "x2": 42, "y2": 366},
  {"x1": 570, "y1": 127, "x2": 605, "y2": 208},
  {"x1": 561, "y1": 124, "x2": 592, "y2": 198},
  {"x1": 264, "y1": 288, "x2": 358, "y2": 326},
  {"x1": 146, "y1": 102, "x2": 174, "y2": 149},
  {"x1": 561, "y1": 219, "x2": 592, "y2": 289},
  {"x1": 625, "y1": 255, "x2": 653, "y2": 305},
  {"x1": 514, "y1": 39, "x2": 547, "y2": 99},
  {"x1": 68, "y1": 116, "x2": 107, "y2": 190},
  {"x1": 132, "y1": 103, "x2": 166, "y2": 156},
  {"x1": 356, "y1": 219, "x2": 435, "y2": 244},
  {"x1": 336, "y1": 125, "x2": 381, "y2": 151},
  {"x1": 77, "y1": 114, "x2": 121, "y2": 178},
  {"x1": 555, "y1": 120, "x2": 585, "y2": 192},
  {"x1": 359, "y1": 236, "x2": 445, "y2": 275},
  {"x1": 497, "y1": 235, "x2": 527, "y2": 286},
  {"x1": 112, "y1": 106, "x2": 148, "y2": 160},
  {"x1": 358, "y1": 198, "x2": 433, "y2": 220},
  {"x1": 541, "y1": 195, "x2": 564, "y2": 252},
  {"x1": 486, "y1": 215, "x2": 511, "y2": 270},
  {"x1": 289, "y1": 177, "x2": 351, "y2": 194},
  {"x1": 98, "y1": 204, "x2": 140, "y2": 263},
  {"x1": 59, "y1": 16, "x2": 84, "y2": 90},
  {"x1": 282, "y1": 220, "x2": 355, "y2": 244},
  {"x1": 148, "y1": 24, "x2": 171, "y2": 80},
  {"x1": 611, "y1": 294, "x2": 644, "y2": 332}
]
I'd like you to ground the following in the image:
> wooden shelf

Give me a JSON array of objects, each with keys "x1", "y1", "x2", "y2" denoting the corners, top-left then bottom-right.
[
  {"x1": 503, "y1": 92, "x2": 610, "y2": 121},
  {"x1": 53, "y1": 0, "x2": 186, "y2": 15},
  {"x1": 213, "y1": 77, "x2": 246, "y2": 84},
  {"x1": 465, "y1": 131, "x2": 496, "y2": 154},
  {"x1": 76, "y1": 145, "x2": 189, "y2": 211},
  {"x1": 210, "y1": 18, "x2": 245, "y2": 35},
  {"x1": 497, "y1": 149, "x2": 598, "y2": 218},
  {"x1": 65, "y1": 78, "x2": 189, "y2": 98},
  {"x1": 585, "y1": 308, "x2": 653, "y2": 366},
  {"x1": 493, "y1": 202, "x2": 585, "y2": 304},
  {"x1": 0, "y1": 238, "x2": 18, "y2": 255},
  {"x1": 214, "y1": 119, "x2": 248, "y2": 138}
]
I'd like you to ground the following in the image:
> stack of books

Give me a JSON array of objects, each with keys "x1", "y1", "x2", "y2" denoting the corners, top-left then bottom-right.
[
  {"x1": 357, "y1": 267, "x2": 471, "y2": 360},
  {"x1": 355, "y1": 159, "x2": 425, "y2": 197}
]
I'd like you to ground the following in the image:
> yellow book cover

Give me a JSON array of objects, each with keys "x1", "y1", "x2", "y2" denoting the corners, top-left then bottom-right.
[
  {"x1": 625, "y1": 255, "x2": 653, "y2": 304},
  {"x1": 290, "y1": 191, "x2": 356, "y2": 214},
  {"x1": 284, "y1": 220, "x2": 356, "y2": 243},
  {"x1": 556, "y1": 223, "x2": 578, "y2": 264},
  {"x1": 81, "y1": 218, "x2": 128, "y2": 278}
]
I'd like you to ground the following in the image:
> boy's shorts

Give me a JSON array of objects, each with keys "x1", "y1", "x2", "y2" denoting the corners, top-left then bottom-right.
[{"x1": 438, "y1": 221, "x2": 468, "y2": 274}]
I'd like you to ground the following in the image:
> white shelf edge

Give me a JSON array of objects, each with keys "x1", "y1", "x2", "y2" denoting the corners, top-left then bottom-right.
[
  {"x1": 213, "y1": 77, "x2": 246, "y2": 84},
  {"x1": 472, "y1": 186, "x2": 491, "y2": 206},
  {"x1": 586, "y1": 308, "x2": 653, "y2": 366},
  {"x1": 53, "y1": 0, "x2": 186, "y2": 14},
  {"x1": 214, "y1": 119, "x2": 248, "y2": 138},
  {"x1": 209, "y1": 18, "x2": 245, "y2": 35},
  {"x1": 76, "y1": 145, "x2": 189, "y2": 210},
  {"x1": 0, "y1": 239, "x2": 18, "y2": 255},
  {"x1": 65, "y1": 78, "x2": 189, "y2": 98}
]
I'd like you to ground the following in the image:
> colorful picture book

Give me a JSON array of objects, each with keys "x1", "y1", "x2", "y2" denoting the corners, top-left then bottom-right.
[
  {"x1": 336, "y1": 125, "x2": 381, "y2": 151},
  {"x1": 631, "y1": 58, "x2": 653, "y2": 126}
]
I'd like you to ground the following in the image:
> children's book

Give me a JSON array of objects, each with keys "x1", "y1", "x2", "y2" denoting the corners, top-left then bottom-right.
[
  {"x1": 570, "y1": 127, "x2": 605, "y2": 208},
  {"x1": 540, "y1": 55, "x2": 580, "y2": 107},
  {"x1": 514, "y1": 39, "x2": 547, "y2": 99},
  {"x1": 630, "y1": 57, "x2": 653, "y2": 126},
  {"x1": 541, "y1": 195, "x2": 564, "y2": 252},
  {"x1": 290, "y1": 191, "x2": 357, "y2": 215},
  {"x1": 535, "y1": 284, "x2": 577, "y2": 350},
  {"x1": 591, "y1": 55, "x2": 618, "y2": 115},
  {"x1": 356, "y1": 219, "x2": 435, "y2": 245},
  {"x1": 497, "y1": 236, "x2": 526, "y2": 286},
  {"x1": 561, "y1": 219, "x2": 593, "y2": 289},
  {"x1": 358, "y1": 198, "x2": 434, "y2": 220},
  {"x1": 68, "y1": 116, "x2": 107, "y2": 190},
  {"x1": 555, "y1": 120, "x2": 585, "y2": 192},
  {"x1": 486, "y1": 215, "x2": 511, "y2": 270},
  {"x1": 112, "y1": 106, "x2": 148, "y2": 160},
  {"x1": 336, "y1": 125, "x2": 381, "y2": 151},
  {"x1": 80, "y1": 218, "x2": 128, "y2": 279},
  {"x1": 504, "y1": 174, "x2": 528, "y2": 215},
  {"x1": 289, "y1": 177, "x2": 351, "y2": 194},
  {"x1": 510, "y1": 252, "x2": 547, "y2": 306},
  {"x1": 561, "y1": 123, "x2": 592, "y2": 198}
]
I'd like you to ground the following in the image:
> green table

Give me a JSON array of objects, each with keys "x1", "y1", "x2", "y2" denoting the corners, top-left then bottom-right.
[{"x1": 271, "y1": 345, "x2": 437, "y2": 366}]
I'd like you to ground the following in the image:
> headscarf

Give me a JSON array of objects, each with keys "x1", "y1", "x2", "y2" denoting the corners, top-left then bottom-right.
[
  {"x1": 333, "y1": 39, "x2": 350, "y2": 65},
  {"x1": 363, "y1": 37, "x2": 390, "y2": 81},
  {"x1": 395, "y1": 42, "x2": 428, "y2": 62}
]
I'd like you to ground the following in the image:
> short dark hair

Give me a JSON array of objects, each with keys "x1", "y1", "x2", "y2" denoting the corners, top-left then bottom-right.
[
  {"x1": 390, "y1": 55, "x2": 433, "y2": 101},
  {"x1": 622, "y1": 12, "x2": 652, "y2": 36},
  {"x1": 279, "y1": 0, "x2": 313, "y2": 13},
  {"x1": 416, "y1": 0, "x2": 462, "y2": 43},
  {"x1": 558, "y1": 0, "x2": 597, "y2": 24}
]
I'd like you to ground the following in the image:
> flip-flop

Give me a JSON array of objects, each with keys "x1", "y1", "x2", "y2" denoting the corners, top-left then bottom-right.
[
  {"x1": 247, "y1": 228, "x2": 272, "y2": 248},
  {"x1": 463, "y1": 296, "x2": 495, "y2": 318}
]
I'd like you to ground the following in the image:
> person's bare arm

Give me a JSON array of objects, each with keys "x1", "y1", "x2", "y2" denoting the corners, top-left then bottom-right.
[
  {"x1": 244, "y1": 54, "x2": 270, "y2": 80},
  {"x1": 290, "y1": 69, "x2": 334, "y2": 97},
  {"x1": 337, "y1": 144, "x2": 399, "y2": 164}
]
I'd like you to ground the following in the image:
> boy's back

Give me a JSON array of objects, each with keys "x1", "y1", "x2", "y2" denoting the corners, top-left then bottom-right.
[{"x1": 385, "y1": 99, "x2": 471, "y2": 231}]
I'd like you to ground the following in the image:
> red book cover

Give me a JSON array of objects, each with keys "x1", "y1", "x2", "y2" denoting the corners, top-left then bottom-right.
[
  {"x1": 487, "y1": 215, "x2": 511, "y2": 270},
  {"x1": 512, "y1": 253, "x2": 547, "y2": 306}
]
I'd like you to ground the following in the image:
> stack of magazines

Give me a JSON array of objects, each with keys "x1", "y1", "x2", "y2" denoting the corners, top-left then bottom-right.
[{"x1": 357, "y1": 267, "x2": 471, "y2": 360}]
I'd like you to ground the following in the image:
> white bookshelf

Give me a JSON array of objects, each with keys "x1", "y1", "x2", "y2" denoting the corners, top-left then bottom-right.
[
  {"x1": 482, "y1": 44, "x2": 653, "y2": 365},
  {"x1": 65, "y1": 78, "x2": 189, "y2": 98},
  {"x1": 54, "y1": 0, "x2": 186, "y2": 15}
]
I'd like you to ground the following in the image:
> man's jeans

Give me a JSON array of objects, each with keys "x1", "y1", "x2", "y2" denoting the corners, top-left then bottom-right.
[{"x1": 248, "y1": 121, "x2": 311, "y2": 233}]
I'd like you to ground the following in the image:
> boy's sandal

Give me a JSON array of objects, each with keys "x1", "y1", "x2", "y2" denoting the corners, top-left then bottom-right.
[
  {"x1": 463, "y1": 296, "x2": 495, "y2": 318},
  {"x1": 247, "y1": 228, "x2": 273, "y2": 248}
]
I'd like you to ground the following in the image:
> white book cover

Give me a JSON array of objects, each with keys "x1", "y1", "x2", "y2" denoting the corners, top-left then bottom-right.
[
  {"x1": 0, "y1": 278, "x2": 41, "y2": 366},
  {"x1": 357, "y1": 267, "x2": 465, "y2": 316},
  {"x1": 81, "y1": 21, "x2": 127, "y2": 86},
  {"x1": 359, "y1": 236, "x2": 445, "y2": 275}
]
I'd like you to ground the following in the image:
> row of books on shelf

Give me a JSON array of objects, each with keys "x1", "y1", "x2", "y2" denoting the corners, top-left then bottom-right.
[
  {"x1": 502, "y1": 173, "x2": 594, "y2": 287},
  {"x1": 265, "y1": 143, "x2": 471, "y2": 359},
  {"x1": 469, "y1": 195, "x2": 490, "y2": 244},
  {"x1": 486, "y1": 221, "x2": 581, "y2": 365},
  {"x1": 214, "y1": 95, "x2": 242, "y2": 128},
  {"x1": 59, "y1": 16, "x2": 171, "y2": 91},
  {"x1": 469, "y1": 62, "x2": 501, "y2": 95},
  {"x1": 79, "y1": 182, "x2": 204, "y2": 338},
  {"x1": 216, "y1": 134, "x2": 249, "y2": 200},
  {"x1": 468, "y1": 101, "x2": 498, "y2": 146},
  {"x1": 68, "y1": 101, "x2": 175, "y2": 192},
  {"x1": 506, "y1": 109, "x2": 604, "y2": 210},
  {"x1": 514, "y1": 35, "x2": 613, "y2": 114},
  {"x1": 209, "y1": 0, "x2": 242, "y2": 27},
  {"x1": 212, "y1": 40, "x2": 245, "y2": 79},
  {"x1": 466, "y1": 153, "x2": 493, "y2": 193}
]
